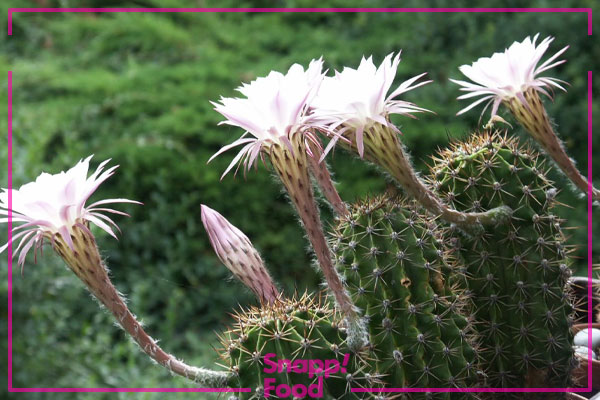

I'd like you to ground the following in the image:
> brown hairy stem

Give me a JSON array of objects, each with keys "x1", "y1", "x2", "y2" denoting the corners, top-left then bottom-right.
[
  {"x1": 508, "y1": 88, "x2": 600, "y2": 200},
  {"x1": 306, "y1": 139, "x2": 349, "y2": 217},
  {"x1": 268, "y1": 137, "x2": 357, "y2": 321},
  {"x1": 53, "y1": 226, "x2": 230, "y2": 387}
]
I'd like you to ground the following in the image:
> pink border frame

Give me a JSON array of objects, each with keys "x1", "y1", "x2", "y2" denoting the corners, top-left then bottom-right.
[{"x1": 5, "y1": 6, "x2": 594, "y2": 395}]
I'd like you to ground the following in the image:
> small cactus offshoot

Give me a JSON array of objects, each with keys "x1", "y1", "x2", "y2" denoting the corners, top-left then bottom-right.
[{"x1": 218, "y1": 292, "x2": 372, "y2": 399}]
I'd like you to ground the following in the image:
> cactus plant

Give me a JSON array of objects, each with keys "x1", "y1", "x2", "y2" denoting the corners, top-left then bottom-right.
[
  {"x1": 429, "y1": 131, "x2": 575, "y2": 392},
  {"x1": 330, "y1": 195, "x2": 480, "y2": 398},
  {"x1": 219, "y1": 292, "x2": 372, "y2": 399},
  {"x1": 7, "y1": 45, "x2": 588, "y2": 398}
]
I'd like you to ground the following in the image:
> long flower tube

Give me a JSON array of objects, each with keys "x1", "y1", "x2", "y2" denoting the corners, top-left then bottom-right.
[
  {"x1": 305, "y1": 137, "x2": 349, "y2": 217},
  {"x1": 210, "y1": 60, "x2": 365, "y2": 349},
  {"x1": 451, "y1": 34, "x2": 599, "y2": 199},
  {"x1": 267, "y1": 135, "x2": 354, "y2": 316},
  {"x1": 311, "y1": 52, "x2": 511, "y2": 227},
  {"x1": 339, "y1": 122, "x2": 511, "y2": 226},
  {"x1": 1, "y1": 157, "x2": 230, "y2": 387}
]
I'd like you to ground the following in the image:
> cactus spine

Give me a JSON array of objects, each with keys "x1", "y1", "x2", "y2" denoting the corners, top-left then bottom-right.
[{"x1": 430, "y1": 131, "x2": 575, "y2": 393}]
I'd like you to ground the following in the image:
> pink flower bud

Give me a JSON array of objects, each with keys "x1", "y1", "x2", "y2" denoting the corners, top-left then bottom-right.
[{"x1": 201, "y1": 205, "x2": 279, "y2": 304}]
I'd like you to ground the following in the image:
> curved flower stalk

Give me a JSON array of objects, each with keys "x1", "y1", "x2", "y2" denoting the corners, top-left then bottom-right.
[
  {"x1": 201, "y1": 205, "x2": 280, "y2": 304},
  {"x1": 312, "y1": 53, "x2": 511, "y2": 227},
  {"x1": 210, "y1": 60, "x2": 360, "y2": 333},
  {"x1": 1, "y1": 157, "x2": 229, "y2": 387},
  {"x1": 451, "y1": 34, "x2": 599, "y2": 199},
  {"x1": 305, "y1": 138, "x2": 349, "y2": 217}
]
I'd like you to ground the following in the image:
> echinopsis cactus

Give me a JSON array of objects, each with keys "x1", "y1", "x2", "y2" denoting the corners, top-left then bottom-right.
[
  {"x1": 330, "y1": 195, "x2": 480, "y2": 395},
  {"x1": 202, "y1": 198, "x2": 482, "y2": 399},
  {"x1": 429, "y1": 131, "x2": 575, "y2": 392},
  {"x1": 6, "y1": 34, "x2": 591, "y2": 398}
]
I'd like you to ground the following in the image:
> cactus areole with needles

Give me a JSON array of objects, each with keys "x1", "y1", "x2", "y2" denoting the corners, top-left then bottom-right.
[
  {"x1": 431, "y1": 131, "x2": 576, "y2": 391},
  {"x1": 331, "y1": 195, "x2": 480, "y2": 392}
]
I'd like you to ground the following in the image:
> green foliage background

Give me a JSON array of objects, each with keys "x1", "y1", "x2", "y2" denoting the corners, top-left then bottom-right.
[{"x1": 0, "y1": 1, "x2": 597, "y2": 398}]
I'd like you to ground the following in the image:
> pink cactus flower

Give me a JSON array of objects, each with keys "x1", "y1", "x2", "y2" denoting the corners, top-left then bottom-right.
[{"x1": 1, "y1": 156, "x2": 139, "y2": 268}]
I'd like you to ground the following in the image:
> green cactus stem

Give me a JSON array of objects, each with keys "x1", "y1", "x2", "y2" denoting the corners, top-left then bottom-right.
[
  {"x1": 219, "y1": 292, "x2": 372, "y2": 399},
  {"x1": 430, "y1": 131, "x2": 575, "y2": 394},
  {"x1": 330, "y1": 195, "x2": 480, "y2": 398}
]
